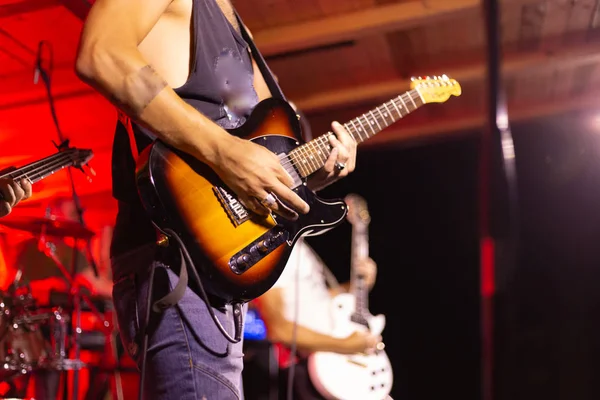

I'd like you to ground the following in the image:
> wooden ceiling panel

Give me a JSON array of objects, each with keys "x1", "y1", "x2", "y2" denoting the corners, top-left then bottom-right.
[
  {"x1": 236, "y1": 0, "x2": 378, "y2": 30},
  {"x1": 270, "y1": 34, "x2": 398, "y2": 99},
  {"x1": 315, "y1": 0, "x2": 378, "y2": 15}
]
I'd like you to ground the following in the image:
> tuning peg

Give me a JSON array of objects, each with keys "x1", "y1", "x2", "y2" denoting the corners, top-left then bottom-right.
[{"x1": 77, "y1": 164, "x2": 96, "y2": 183}]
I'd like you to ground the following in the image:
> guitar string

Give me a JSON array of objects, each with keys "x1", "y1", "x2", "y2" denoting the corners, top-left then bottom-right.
[
  {"x1": 281, "y1": 89, "x2": 424, "y2": 171},
  {"x1": 3, "y1": 152, "x2": 76, "y2": 183},
  {"x1": 13, "y1": 154, "x2": 75, "y2": 183},
  {"x1": 277, "y1": 90, "x2": 425, "y2": 174},
  {"x1": 0, "y1": 151, "x2": 73, "y2": 179}
]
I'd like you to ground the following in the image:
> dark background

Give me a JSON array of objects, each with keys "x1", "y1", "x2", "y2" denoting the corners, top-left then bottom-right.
[{"x1": 303, "y1": 109, "x2": 600, "y2": 400}]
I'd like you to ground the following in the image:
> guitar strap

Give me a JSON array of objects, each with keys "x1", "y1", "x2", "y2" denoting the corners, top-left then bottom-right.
[{"x1": 235, "y1": 11, "x2": 287, "y2": 102}]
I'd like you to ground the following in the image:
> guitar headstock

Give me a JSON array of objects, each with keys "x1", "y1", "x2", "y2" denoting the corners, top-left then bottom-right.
[
  {"x1": 410, "y1": 75, "x2": 462, "y2": 104},
  {"x1": 345, "y1": 193, "x2": 370, "y2": 229},
  {"x1": 62, "y1": 147, "x2": 94, "y2": 169}
]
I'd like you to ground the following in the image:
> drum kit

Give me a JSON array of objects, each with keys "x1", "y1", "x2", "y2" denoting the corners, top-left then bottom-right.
[{"x1": 0, "y1": 215, "x2": 128, "y2": 400}]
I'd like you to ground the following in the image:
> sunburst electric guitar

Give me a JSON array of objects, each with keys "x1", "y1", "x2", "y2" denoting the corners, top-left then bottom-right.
[
  {"x1": 136, "y1": 76, "x2": 461, "y2": 303},
  {"x1": 308, "y1": 193, "x2": 393, "y2": 400}
]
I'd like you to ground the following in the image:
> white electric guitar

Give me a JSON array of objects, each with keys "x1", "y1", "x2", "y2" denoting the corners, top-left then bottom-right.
[{"x1": 307, "y1": 194, "x2": 393, "y2": 400}]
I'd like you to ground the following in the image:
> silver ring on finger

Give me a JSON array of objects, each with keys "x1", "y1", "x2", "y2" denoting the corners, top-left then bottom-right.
[
  {"x1": 259, "y1": 192, "x2": 277, "y2": 208},
  {"x1": 334, "y1": 161, "x2": 346, "y2": 171}
]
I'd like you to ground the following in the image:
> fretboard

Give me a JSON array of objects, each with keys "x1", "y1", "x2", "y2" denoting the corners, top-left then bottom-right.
[
  {"x1": 0, "y1": 151, "x2": 79, "y2": 184},
  {"x1": 289, "y1": 88, "x2": 425, "y2": 177},
  {"x1": 351, "y1": 226, "x2": 370, "y2": 317}
]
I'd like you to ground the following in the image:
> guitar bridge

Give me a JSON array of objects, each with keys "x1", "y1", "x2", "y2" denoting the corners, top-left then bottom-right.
[{"x1": 214, "y1": 186, "x2": 250, "y2": 227}]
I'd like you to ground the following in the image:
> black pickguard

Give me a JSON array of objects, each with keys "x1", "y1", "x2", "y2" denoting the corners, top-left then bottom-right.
[{"x1": 253, "y1": 134, "x2": 348, "y2": 244}]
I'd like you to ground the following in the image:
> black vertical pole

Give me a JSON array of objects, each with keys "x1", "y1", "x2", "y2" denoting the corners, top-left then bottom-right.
[{"x1": 479, "y1": 0, "x2": 520, "y2": 400}]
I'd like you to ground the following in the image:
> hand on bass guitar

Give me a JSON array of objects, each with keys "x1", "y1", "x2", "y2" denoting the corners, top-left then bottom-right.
[{"x1": 0, "y1": 178, "x2": 32, "y2": 218}]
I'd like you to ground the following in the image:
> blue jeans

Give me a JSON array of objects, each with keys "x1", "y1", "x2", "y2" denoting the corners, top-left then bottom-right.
[{"x1": 111, "y1": 243, "x2": 247, "y2": 400}]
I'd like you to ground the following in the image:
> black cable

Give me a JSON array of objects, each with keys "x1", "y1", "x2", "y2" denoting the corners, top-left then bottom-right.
[{"x1": 286, "y1": 245, "x2": 301, "y2": 400}]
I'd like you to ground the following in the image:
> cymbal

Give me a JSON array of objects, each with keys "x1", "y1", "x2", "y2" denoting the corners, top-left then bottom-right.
[{"x1": 0, "y1": 216, "x2": 95, "y2": 239}]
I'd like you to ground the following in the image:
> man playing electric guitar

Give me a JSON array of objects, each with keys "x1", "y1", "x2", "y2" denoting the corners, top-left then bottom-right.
[
  {"x1": 255, "y1": 237, "x2": 381, "y2": 399},
  {"x1": 76, "y1": 0, "x2": 358, "y2": 399}
]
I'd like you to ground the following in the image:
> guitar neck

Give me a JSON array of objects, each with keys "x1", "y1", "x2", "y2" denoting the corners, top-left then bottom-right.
[
  {"x1": 0, "y1": 151, "x2": 79, "y2": 184},
  {"x1": 351, "y1": 225, "x2": 370, "y2": 316},
  {"x1": 289, "y1": 88, "x2": 425, "y2": 177}
]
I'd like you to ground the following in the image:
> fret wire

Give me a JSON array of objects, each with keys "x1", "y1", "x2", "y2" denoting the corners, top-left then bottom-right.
[
  {"x1": 304, "y1": 141, "x2": 318, "y2": 172},
  {"x1": 348, "y1": 120, "x2": 363, "y2": 142},
  {"x1": 287, "y1": 151, "x2": 306, "y2": 177},
  {"x1": 405, "y1": 91, "x2": 417, "y2": 109},
  {"x1": 290, "y1": 148, "x2": 309, "y2": 177},
  {"x1": 389, "y1": 98, "x2": 402, "y2": 118},
  {"x1": 398, "y1": 94, "x2": 408, "y2": 111},
  {"x1": 382, "y1": 102, "x2": 393, "y2": 125},
  {"x1": 300, "y1": 144, "x2": 316, "y2": 174},
  {"x1": 368, "y1": 110, "x2": 382, "y2": 131},
  {"x1": 309, "y1": 140, "x2": 326, "y2": 168},
  {"x1": 361, "y1": 113, "x2": 376, "y2": 136},
  {"x1": 376, "y1": 106, "x2": 389, "y2": 127},
  {"x1": 415, "y1": 87, "x2": 425, "y2": 103}
]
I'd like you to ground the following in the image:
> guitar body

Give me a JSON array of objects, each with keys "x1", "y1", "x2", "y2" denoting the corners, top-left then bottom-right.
[
  {"x1": 308, "y1": 292, "x2": 393, "y2": 400},
  {"x1": 135, "y1": 98, "x2": 348, "y2": 303}
]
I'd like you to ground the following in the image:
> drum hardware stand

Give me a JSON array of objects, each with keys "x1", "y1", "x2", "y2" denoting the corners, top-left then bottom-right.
[
  {"x1": 35, "y1": 39, "x2": 100, "y2": 400},
  {"x1": 37, "y1": 231, "x2": 113, "y2": 399}
]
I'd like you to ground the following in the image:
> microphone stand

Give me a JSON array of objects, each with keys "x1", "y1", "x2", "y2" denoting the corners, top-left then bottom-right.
[
  {"x1": 35, "y1": 40, "x2": 103, "y2": 400},
  {"x1": 479, "y1": 1, "x2": 520, "y2": 400}
]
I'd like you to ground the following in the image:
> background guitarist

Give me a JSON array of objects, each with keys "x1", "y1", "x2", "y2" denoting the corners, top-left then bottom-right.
[
  {"x1": 255, "y1": 237, "x2": 381, "y2": 400},
  {"x1": 75, "y1": 0, "x2": 358, "y2": 399},
  {"x1": 0, "y1": 177, "x2": 32, "y2": 217}
]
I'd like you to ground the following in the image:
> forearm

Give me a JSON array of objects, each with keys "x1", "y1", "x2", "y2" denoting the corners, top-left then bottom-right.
[
  {"x1": 268, "y1": 320, "x2": 345, "y2": 354},
  {"x1": 75, "y1": 44, "x2": 232, "y2": 166}
]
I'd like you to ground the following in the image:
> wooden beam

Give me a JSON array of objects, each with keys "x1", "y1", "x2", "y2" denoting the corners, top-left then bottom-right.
[
  {"x1": 361, "y1": 91, "x2": 600, "y2": 148},
  {"x1": 252, "y1": 0, "x2": 539, "y2": 57},
  {"x1": 294, "y1": 39, "x2": 600, "y2": 112}
]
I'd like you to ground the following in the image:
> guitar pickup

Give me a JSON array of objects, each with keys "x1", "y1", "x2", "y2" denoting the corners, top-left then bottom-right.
[{"x1": 229, "y1": 228, "x2": 288, "y2": 274}]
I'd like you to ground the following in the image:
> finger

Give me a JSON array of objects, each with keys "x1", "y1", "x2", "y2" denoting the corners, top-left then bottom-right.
[
  {"x1": 328, "y1": 136, "x2": 350, "y2": 177},
  {"x1": 322, "y1": 147, "x2": 339, "y2": 174},
  {"x1": 276, "y1": 166, "x2": 295, "y2": 189},
  {"x1": 328, "y1": 135, "x2": 350, "y2": 163},
  {"x1": 20, "y1": 179, "x2": 32, "y2": 200},
  {"x1": 270, "y1": 183, "x2": 310, "y2": 218},
  {"x1": 252, "y1": 189, "x2": 301, "y2": 221},
  {"x1": 239, "y1": 196, "x2": 269, "y2": 217},
  {"x1": 332, "y1": 121, "x2": 357, "y2": 171},
  {"x1": 0, "y1": 182, "x2": 16, "y2": 206},
  {"x1": 11, "y1": 180, "x2": 25, "y2": 203},
  {"x1": 0, "y1": 201, "x2": 10, "y2": 217}
]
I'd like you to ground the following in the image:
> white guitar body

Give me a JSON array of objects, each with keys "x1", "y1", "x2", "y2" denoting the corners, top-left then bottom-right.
[{"x1": 307, "y1": 292, "x2": 393, "y2": 400}]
